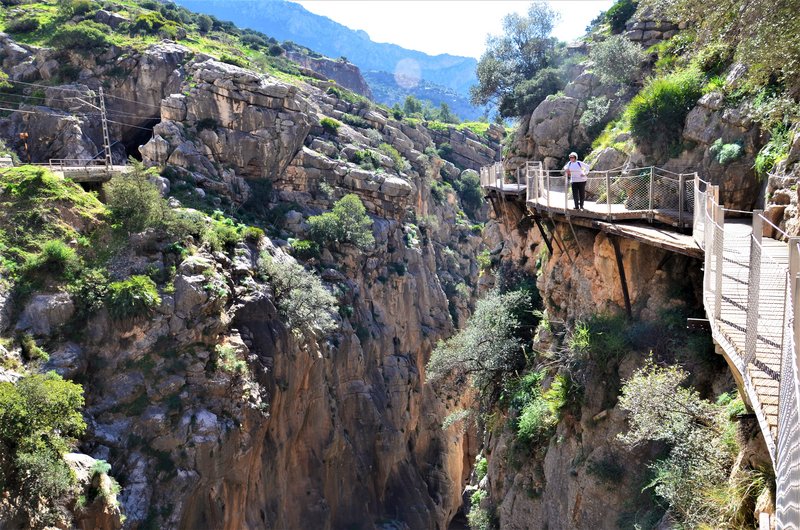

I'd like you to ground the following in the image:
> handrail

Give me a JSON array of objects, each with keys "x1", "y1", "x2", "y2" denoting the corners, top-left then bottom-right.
[
  {"x1": 484, "y1": 159, "x2": 800, "y2": 525},
  {"x1": 496, "y1": 162, "x2": 695, "y2": 227},
  {"x1": 691, "y1": 177, "x2": 800, "y2": 528}
]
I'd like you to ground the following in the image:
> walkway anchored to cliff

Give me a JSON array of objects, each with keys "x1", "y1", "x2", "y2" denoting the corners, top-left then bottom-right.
[{"x1": 481, "y1": 160, "x2": 800, "y2": 527}]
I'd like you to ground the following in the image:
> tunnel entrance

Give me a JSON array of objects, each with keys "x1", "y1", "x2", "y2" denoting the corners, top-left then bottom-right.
[{"x1": 119, "y1": 117, "x2": 160, "y2": 161}]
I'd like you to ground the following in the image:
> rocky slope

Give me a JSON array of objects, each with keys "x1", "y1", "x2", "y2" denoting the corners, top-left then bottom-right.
[{"x1": 0, "y1": 28, "x2": 500, "y2": 530}]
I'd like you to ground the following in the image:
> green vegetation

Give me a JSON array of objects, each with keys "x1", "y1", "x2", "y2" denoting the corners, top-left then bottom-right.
[
  {"x1": 19, "y1": 333, "x2": 49, "y2": 362},
  {"x1": 427, "y1": 288, "x2": 538, "y2": 400},
  {"x1": 605, "y1": 0, "x2": 637, "y2": 34},
  {"x1": 106, "y1": 275, "x2": 162, "y2": 320},
  {"x1": 257, "y1": 253, "x2": 338, "y2": 338},
  {"x1": 320, "y1": 117, "x2": 341, "y2": 135},
  {"x1": 51, "y1": 20, "x2": 110, "y2": 51},
  {"x1": 471, "y1": 2, "x2": 563, "y2": 118},
  {"x1": 619, "y1": 361, "x2": 765, "y2": 528},
  {"x1": 104, "y1": 160, "x2": 168, "y2": 234},
  {"x1": 755, "y1": 125, "x2": 791, "y2": 178},
  {"x1": 214, "y1": 344, "x2": 247, "y2": 375},
  {"x1": 710, "y1": 139, "x2": 744, "y2": 165},
  {"x1": 377, "y1": 143, "x2": 409, "y2": 173},
  {"x1": 0, "y1": 166, "x2": 105, "y2": 282},
  {"x1": 626, "y1": 68, "x2": 704, "y2": 154},
  {"x1": 589, "y1": 34, "x2": 645, "y2": 85},
  {"x1": 307, "y1": 194, "x2": 375, "y2": 250},
  {"x1": 467, "y1": 489, "x2": 493, "y2": 530},
  {"x1": 641, "y1": 0, "x2": 800, "y2": 87},
  {"x1": 0, "y1": 372, "x2": 85, "y2": 521}
]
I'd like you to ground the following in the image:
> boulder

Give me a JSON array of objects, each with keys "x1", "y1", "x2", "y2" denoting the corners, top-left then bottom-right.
[
  {"x1": 44, "y1": 342, "x2": 86, "y2": 379},
  {"x1": 16, "y1": 293, "x2": 75, "y2": 336},
  {"x1": 528, "y1": 96, "x2": 580, "y2": 158}
]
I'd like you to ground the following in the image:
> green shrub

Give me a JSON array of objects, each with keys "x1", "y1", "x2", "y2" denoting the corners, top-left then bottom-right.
[
  {"x1": 618, "y1": 361, "x2": 748, "y2": 528},
  {"x1": 627, "y1": 68, "x2": 704, "y2": 153},
  {"x1": 0, "y1": 372, "x2": 85, "y2": 518},
  {"x1": 710, "y1": 139, "x2": 744, "y2": 165},
  {"x1": 308, "y1": 194, "x2": 375, "y2": 250},
  {"x1": 341, "y1": 113, "x2": 370, "y2": 129},
  {"x1": 202, "y1": 216, "x2": 242, "y2": 252},
  {"x1": 215, "y1": 344, "x2": 247, "y2": 375},
  {"x1": 605, "y1": 0, "x2": 637, "y2": 33},
  {"x1": 502, "y1": 67, "x2": 565, "y2": 117},
  {"x1": 475, "y1": 456, "x2": 488, "y2": 481},
  {"x1": 106, "y1": 275, "x2": 161, "y2": 320},
  {"x1": 257, "y1": 253, "x2": 337, "y2": 338},
  {"x1": 430, "y1": 179, "x2": 451, "y2": 204},
  {"x1": 352, "y1": 149, "x2": 382, "y2": 170},
  {"x1": 60, "y1": 0, "x2": 97, "y2": 17},
  {"x1": 24, "y1": 240, "x2": 82, "y2": 278},
  {"x1": 220, "y1": 54, "x2": 249, "y2": 68},
  {"x1": 19, "y1": 333, "x2": 48, "y2": 362},
  {"x1": 453, "y1": 170, "x2": 484, "y2": 219},
  {"x1": 476, "y1": 249, "x2": 492, "y2": 270},
  {"x1": 51, "y1": 21, "x2": 109, "y2": 51},
  {"x1": 427, "y1": 289, "x2": 535, "y2": 399},
  {"x1": 378, "y1": 143, "x2": 409, "y2": 173},
  {"x1": 242, "y1": 226, "x2": 264, "y2": 243},
  {"x1": 6, "y1": 17, "x2": 40, "y2": 33},
  {"x1": 590, "y1": 34, "x2": 645, "y2": 85},
  {"x1": 131, "y1": 11, "x2": 175, "y2": 35},
  {"x1": 755, "y1": 125, "x2": 791, "y2": 179},
  {"x1": 289, "y1": 239, "x2": 320, "y2": 260},
  {"x1": 517, "y1": 394, "x2": 555, "y2": 446},
  {"x1": 104, "y1": 160, "x2": 167, "y2": 234},
  {"x1": 320, "y1": 117, "x2": 341, "y2": 135}
]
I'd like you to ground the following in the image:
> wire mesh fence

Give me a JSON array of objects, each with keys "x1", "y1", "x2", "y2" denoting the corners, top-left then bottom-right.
[{"x1": 517, "y1": 165, "x2": 695, "y2": 226}]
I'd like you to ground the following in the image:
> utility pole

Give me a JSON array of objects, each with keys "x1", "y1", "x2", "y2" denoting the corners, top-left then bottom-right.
[
  {"x1": 70, "y1": 89, "x2": 112, "y2": 169},
  {"x1": 98, "y1": 87, "x2": 112, "y2": 169}
]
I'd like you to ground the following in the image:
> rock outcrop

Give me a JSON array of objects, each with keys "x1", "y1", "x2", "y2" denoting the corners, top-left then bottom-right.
[{"x1": 285, "y1": 50, "x2": 373, "y2": 99}]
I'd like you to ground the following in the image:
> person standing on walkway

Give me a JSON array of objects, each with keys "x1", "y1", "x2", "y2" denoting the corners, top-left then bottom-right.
[{"x1": 564, "y1": 152, "x2": 589, "y2": 210}]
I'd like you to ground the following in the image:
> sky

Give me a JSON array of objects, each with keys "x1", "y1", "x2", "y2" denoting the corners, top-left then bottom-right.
[{"x1": 294, "y1": 0, "x2": 616, "y2": 59}]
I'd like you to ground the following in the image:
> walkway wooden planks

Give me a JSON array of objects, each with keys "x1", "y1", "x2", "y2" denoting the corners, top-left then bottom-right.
[{"x1": 707, "y1": 221, "x2": 788, "y2": 445}]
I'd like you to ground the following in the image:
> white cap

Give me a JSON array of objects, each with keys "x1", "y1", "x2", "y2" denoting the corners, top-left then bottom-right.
[{"x1": 569, "y1": 152, "x2": 578, "y2": 158}]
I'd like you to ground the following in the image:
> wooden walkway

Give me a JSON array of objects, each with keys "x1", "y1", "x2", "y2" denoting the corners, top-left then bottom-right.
[
  {"x1": 483, "y1": 164, "x2": 800, "y2": 524},
  {"x1": 707, "y1": 221, "x2": 788, "y2": 444}
]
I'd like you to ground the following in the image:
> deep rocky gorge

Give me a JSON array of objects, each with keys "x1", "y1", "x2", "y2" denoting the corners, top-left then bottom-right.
[
  {"x1": 0, "y1": 33, "x2": 498, "y2": 530},
  {"x1": 0, "y1": 0, "x2": 798, "y2": 527}
]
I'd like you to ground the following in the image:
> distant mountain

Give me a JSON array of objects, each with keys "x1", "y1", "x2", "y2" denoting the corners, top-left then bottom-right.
[
  {"x1": 363, "y1": 71, "x2": 487, "y2": 122},
  {"x1": 174, "y1": 0, "x2": 479, "y2": 98}
]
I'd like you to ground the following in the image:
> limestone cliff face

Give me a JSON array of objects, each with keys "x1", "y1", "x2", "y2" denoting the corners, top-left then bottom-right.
[
  {"x1": 285, "y1": 50, "x2": 374, "y2": 99},
  {"x1": 476, "y1": 200, "x2": 748, "y2": 529},
  {"x1": 463, "y1": 145, "x2": 782, "y2": 530},
  {"x1": 0, "y1": 35, "x2": 493, "y2": 530}
]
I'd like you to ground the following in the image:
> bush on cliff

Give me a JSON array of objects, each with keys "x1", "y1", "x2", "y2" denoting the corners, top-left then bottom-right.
[
  {"x1": 0, "y1": 372, "x2": 85, "y2": 520},
  {"x1": 618, "y1": 360, "x2": 764, "y2": 528},
  {"x1": 257, "y1": 253, "x2": 337, "y2": 338},
  {"x1": 626, "y1": 68, "x2": 704, "y2": 154},
  {"x1": 427, "y1": 289, "x2": 534, "y2": 400},
  {"x1": 104, "y1": 160, "x2": 167, "y2": 235},
  {"x1": 308, "y1": 194, "x2": 374, "y2": 250},
  {"x1": 106, "y1": 275, "x2": 162, "y2": 320},
  {"x1": 50, "y1": 21, "x2": 109, "y2": 51}
]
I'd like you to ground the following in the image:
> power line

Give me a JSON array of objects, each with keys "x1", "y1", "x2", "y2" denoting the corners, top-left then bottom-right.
[
  {"x1": 106, "y1": 119, "x2": 154, "y2": 131},
  {"x1": 104, "y1": 93, "x2": 163, "y2": 110}
]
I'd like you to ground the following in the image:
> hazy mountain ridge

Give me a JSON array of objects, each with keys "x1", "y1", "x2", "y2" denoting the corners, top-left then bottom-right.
[{"x1": 174, "y1": 0, "x2": 479, "y2": 98}]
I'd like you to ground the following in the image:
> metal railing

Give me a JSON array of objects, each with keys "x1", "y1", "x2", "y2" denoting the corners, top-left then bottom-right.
[
  {"x1": 484, "y1": 160, "x2": 800, "y2": 523},
  {"x1": 521, "y1": 163, "x2": 696, "y2": 227},
  {"x1": 693, "y1": 177, "x2": 800, "y2": 528},
  {"x1": 47, "y1": 159, "x2": 110, "y2": 171},
  {"x1": 479, "y1": 162, "x2": 505, "y2": 189}
]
